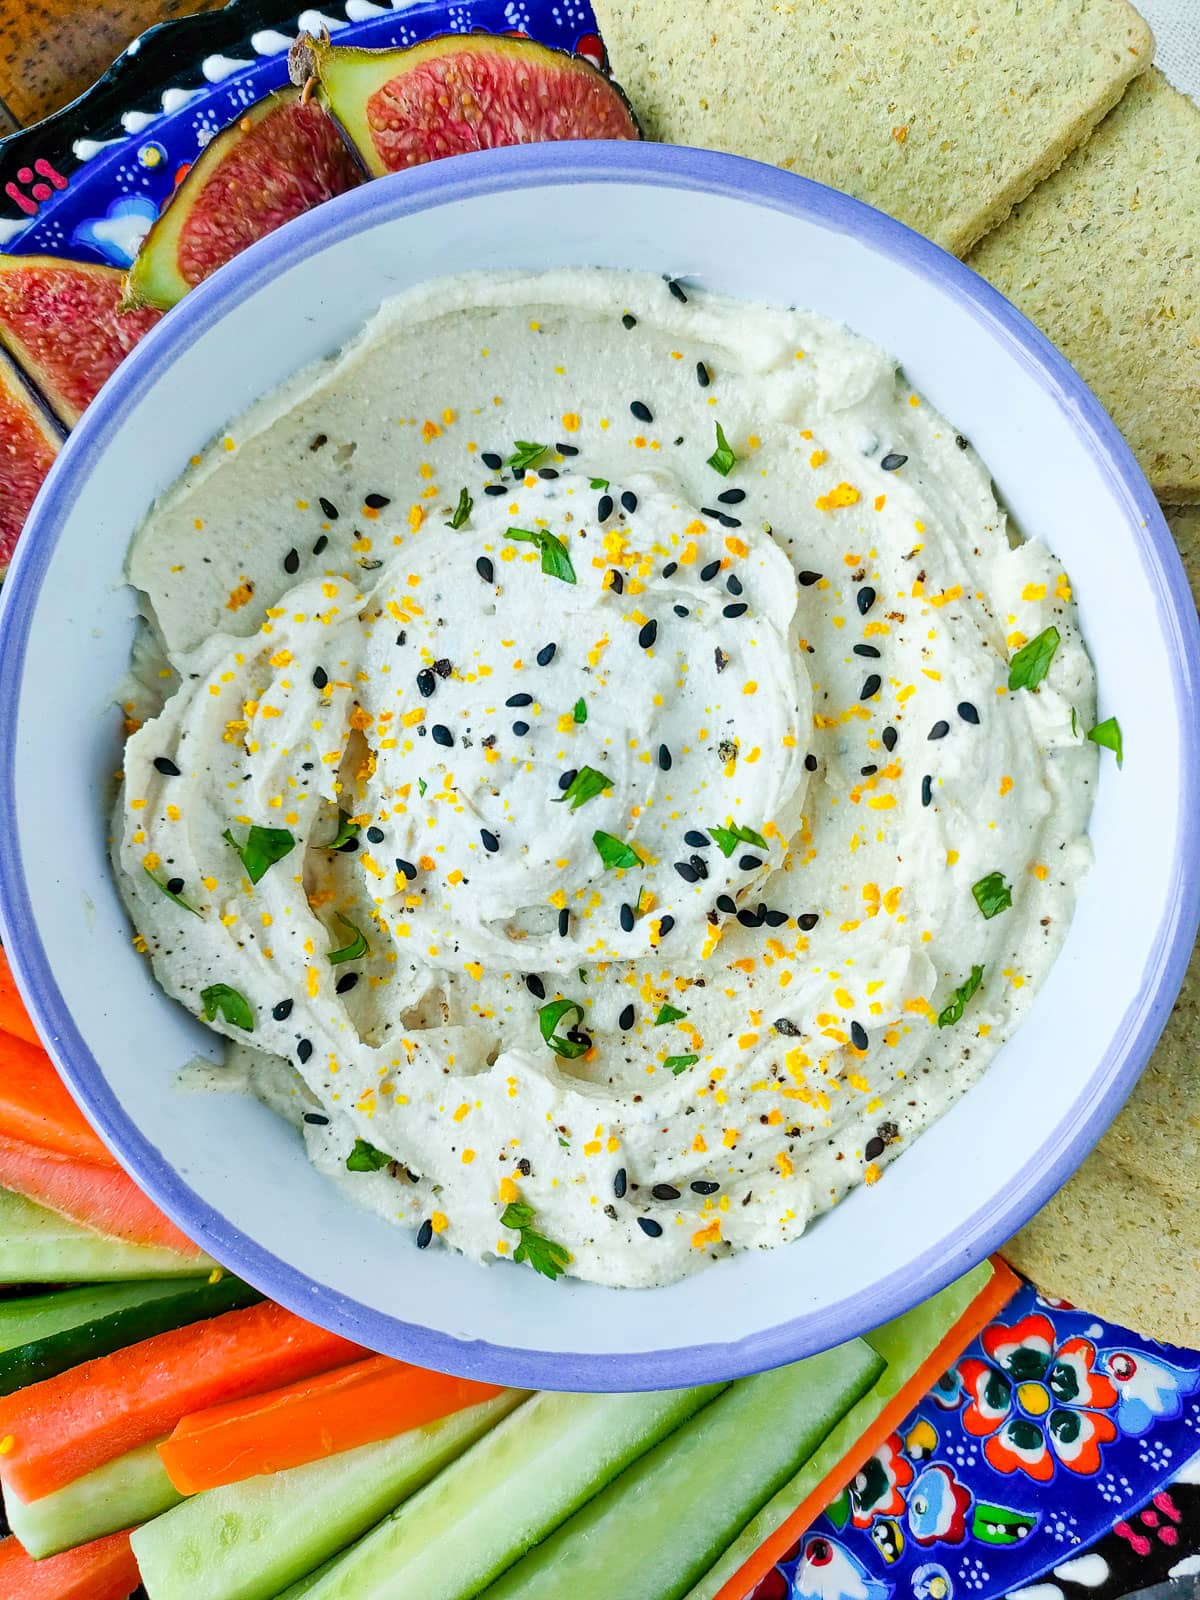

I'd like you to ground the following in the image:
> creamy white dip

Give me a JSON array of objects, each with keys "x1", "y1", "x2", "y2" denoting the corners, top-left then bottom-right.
[{"x1": 115, "y1": 270, "x2": 1096, "y2": 1288}]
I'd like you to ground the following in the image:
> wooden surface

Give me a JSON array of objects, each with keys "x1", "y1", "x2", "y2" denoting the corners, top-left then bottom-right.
[{"x1": 0, "y1": 0, "x2": 225, "y2": 130}]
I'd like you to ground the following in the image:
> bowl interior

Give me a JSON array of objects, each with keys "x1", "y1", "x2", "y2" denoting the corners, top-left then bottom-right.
[{"x1": 2, "y1": 144, "x2": 1197, "y2": 1389}]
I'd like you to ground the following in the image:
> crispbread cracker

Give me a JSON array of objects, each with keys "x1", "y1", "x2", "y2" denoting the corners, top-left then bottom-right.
[
  {"x1": 1003, "y1": 506, "x2": 1200, "y2": 1350},
  {"x1": 971, "y1": 70, "x2": 1200, "y2": 503},
  {"x1": 592, "y1": 0, "x2": 1152, "y2": 255}
]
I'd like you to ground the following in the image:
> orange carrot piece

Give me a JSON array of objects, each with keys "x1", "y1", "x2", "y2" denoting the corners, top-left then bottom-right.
[
  {"x1": 0, "y1": 946, "x2": 40, "y2": 1048},
  {"x1": 159, "y1": 1354, "x2": 506, "y2": 1493},
  {"x1": 0, "y1": 1133, "x2": 197, "y2": 1256},
  {"x1": 0, "y1": 1529, "x2": 140, "y2": 1600},
  {"x1": 0, "y1": 1031, "x2": 116, "y2": 1165},
  {"x1": 709, "y1": 1258, "x2": 1021, "y2": 1600},
  {"x1": 0, "y1": 1301, "x2": 367, "y2": 1502}
]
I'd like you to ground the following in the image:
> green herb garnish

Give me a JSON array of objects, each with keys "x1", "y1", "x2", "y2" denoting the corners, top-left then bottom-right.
[
  {"x1": 593, "y1": 830, "x2": 641, "y2": 871},
  {"x1": 326, "y1": 812, "x2": 360, "y2": 851},
  {"x1": 589, "y1": 477, "x2": 609, "y2": 490},
  {"x1": 710, "y1": 821, "x2": 769, "y2": 858},
  {"x1": 972, "y1": 871, "x2": 1013, "y2": 920},
  {"x1": 506, "y1": 440, "x2": 549, "y2": 474},
  {"x1": 143, "y1": 866, "x2": 202, "y2": 917},
  {"x1": 327, "y1": 914, "x2": 369, "y2": 965},
  {"x1": 500, "y1": 1200, "x2": 571, "y2": 1280},
  {"x1": 655, "y1": 1003, "x2": 686, "y2": 1026},
  {"x1": 418, "y1": 778, "x2": 428, "y2": 797},
  {"x1": 573, "y1": 697, "x2": 587, "y2": 724},
  {"x1": 446, "y1": 487, "x2": 473, "y2": 530},
  {"x1": 706, "y1": 422, "x2": 737, "y2": 477},
  {"x1": 537, "y1": 997, "x2": 590, "y2": 1059},
  {"x1": 506, "y1": 526, "x2": 576, "y2": 584},
  {"x1": 223, "y1": 824, "x2": 295, "y2": 884},
  {"x1": 346, "y1": 1138, "x2": 390, "y2": 1173},
  {"x1": 664, "y1": 1053, "x2": 699, "y2": 1076},
  {"x1": 937, "y1": 964, "x2": 985, "y2": 1029},
  {"x1": 1008, "y1": 625, "x2": 1060, "y2": 692},
  {"x1": 200, "y1": 983, "x2": 254, "y2": 1032},
  {"x1": 554, "y1": 765, "x2": 614, "y2": 811},
  {"x1": 1088, "y1": 716, "x2": 1123, "y2": 767}
]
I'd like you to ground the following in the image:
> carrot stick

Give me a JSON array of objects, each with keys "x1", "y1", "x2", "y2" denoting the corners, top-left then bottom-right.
[
  {"x1": 0, "y1": 1031, "x2": 116, "y2": 1165},
  {"x1": 0, "y1": 1529, "x2": 140, "y2": 1600},
  {"x1": 158, "y1": 1354, "x2": 506, "y2": 1493},
  {"x1": 709, "y1": 1258, "x2": 1021, "y2": 1600},
  {"x1": 0, "y1": 1301, "x2": 367, "y2": 1502},
  {"x1": 0, "y1": 1133, "x2": 197, "y2": 1255},
  {"x1": 0, "y1": 946, "x2": 40, "y2": 1048}
]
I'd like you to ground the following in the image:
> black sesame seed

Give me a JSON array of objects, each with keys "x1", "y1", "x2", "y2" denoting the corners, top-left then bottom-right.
[
  {"x1": 621, "y1": 490, "x2": 638, "y2": 514},
  {"x1": 764, "y1": 909, "x2": 788, "y2": 927},
  {"x1": 614, "y1": 1167, "x2": 628, "y2": 1198},
  {"x1": 857, "y1": 586, "x2": 877, "y2": 616},
  {"x1": 658, "y1": 915, "x2": 675, "y2": 937},
  {"x1": 739, "y1": 854, "x2": 763, "y2": 871},
  {"x1": 165, "y1": 877, "x2": 184, "y2": 895},
  {"x1": 689, "y1": 853, "x2": 709, "y2": 879},
  {"x1": 674, "y1": 861, "x2": 700, "y2": 884},
  {"x1": 526, "y1": 973, "x2": 546, "y2": 999},
  {"x1": 657, "y1": 744, "x2": 672, "y2": 772},
  {"x1": 691, "y1": 1180, "x2": 720, "y2": 1195},
  {"x1": 860, "y1": 764, "x2": 878, "y2": 777},
  {"x1": 716, "y1": 894, "x2": 737, "y2": 914},
  {"x1": 318, "y1": 496, "x2": 339, "y2": 520},
  {"x1": 481, "y1": 828, "x2": 500, "y2": 854},
  {"x1": 882, "y1": 726, "x2": 898, "y2": 752},
  {"x1": 798, "y1": 571, "x2": 822, "y2": 587},
  {"x1": 483, "y1": 483, "x2": 508, "y2": 497},
  {"x1": 850, "y1": 1020, "x2": 869, "y2": 1051},
  {"x1": 619, "y1": 1003, "x2": 635, "y2": 1031},
  {"x1": 726, "y1": 574, "x2": 743, "y2": 596},
  {"x1": 621, "y1": 313, "x2": 637, "y2": 329},
  {"x1": 700, "y1": 559, "x2": 721, "y2": 582},
  {"x1": 652, "y1": 1183, "x2": 681, "y2": 1201},
  {"x1": 630, "y1": 401, "x2": 653, "y2": 423},
  {"x1": 558, "y1": 908, "x2": 570, "y2": 937},
  {"x1": 367, "y1": 826, "x2": 384, "y2": 844},
  {"x1": 928, "y1": 720, "x2": 950, "y2": 741},
  {"x1": 667, "y1": 278, "x2": 688, "y2": 303},
  {"x1": 336, "y1": 972, "x2": 359, "y2": 995},
  {"x1": 637, "y1": 1216, "x2": 663, "y2": 1238},
  {"x1": 416, "y1": 1219, "x2": 434, "y2": 1249},
  {"x1": 860, "y1": 674, "x2": 882, "y2": 700},
  {"x1": 922, "y1": 774, "x2": 934, "y2": 807},
  {"x1": 283, "y1": 548, "x2": 300, "y2": 575},
  {"x1": 737, "y1": 908, "x2": 763, "y2": 928},
  {"x1": 537, "y1": 642, "x2": 557, "y2": 666},
  {"x1": 957, "y1": 701, "x2": 980, "y2": 725},
  {"x1": 798, "y1": 912, "x2": 820, "y2": 931},
  {"x1": 396, "y1": 858, "x2": 416, "y2": 880},
  {"x1": 865, "y1": 1136, "x2": 885, "y2": 1161},
  {"x1": 476, "y1": 556, "x2": 494, "y2": 584},
  {"x1": 417, "y1": 669, "x2": 435, "y2": 698},
  {"x1": 557, "y1": 442, "x2": 580, "y2": 457},
  {"x1": 674, "y1": 605, "x2": 690, "y2": 618},
  {"x1": 559, "y1": 769, "x2": 578, "y2": 791},
  {"x1": 312, "y1": 666, "x2": 328, "y2": 690},
  {"x1": 153, "y1": 757, "x2": 180, "y2": 777},
  {"x1": 638, "y1": 620, "x2": 658, "y2": 650},
  {"x1": 511, "y1": 721, "x2": 530, "y2": 737},
  {"x1": 880, "y1": 453, "x2": 908, "y2": 472},
  {"x1": 708, "y1": 511, "x2": 741, "y2": 528},
  {"x1": 303, "y1": 1111, "x2": 329, "y2": 1126},
  {"x1": 312, "y1": 534, "x2": 329, "y2": 555},
  {"x1": 432, "y1": 725, "x2": 453, "y2": 747},
  {"x1": 297, "y1": 1039, "x2": 313, "y2": 1063},
  {"x1": 364, "y1": 493, "x2": 391, "y2": 510},
  {"x1": 696, "y1": 361, "x2": 711, "y2": 388},
  {"x1": 597, "y1": 493, "x2": 614, "y2": 522},
  {"x1": 619, "y1": 903, "x2": 635, "y2": 933},
  {"x1": 506, "y1": 693, "x2": 533, "y2": 708},
  {"x1": 723, "y1": 602, "x2": 748, "y2": 619},
  {"x1": 480, "y1": 451, "x2": 503, "y2": 470},
  {"x1": 662, "y1": 561, "x2": 678, "y2": 578},
  {"x1": 537, "y1": 467, "x2": 559, "y2": 481},
  {"x1": 804, "y1": 753, "x2": 818, "y2": 772},
  {"x1": 853, "y1": 643, "x2": 881, "y2": 659},
  {"x1": 685, "y1": 830, "x2": 709, "y2": 848},
  {"x1": 273, "y1": 998, "x2": 294, "y2": 1021},
  {"x1": 608, "y1": 568, "x2": 624, "y2": 595}
]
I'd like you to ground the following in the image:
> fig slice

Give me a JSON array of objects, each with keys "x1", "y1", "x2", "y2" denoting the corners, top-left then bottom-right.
[
  {"x1": 0, "y1": 256, "x2": 161, "y2": 429},
  {"x1": 0, "y1": 349, "x2": 62, "y2": 573},
  {"x1": 293, "y1": 32, "x2": 641, "y2": 180},
  {"x1": 124, "y1": 89, "x2": 364, "y2": 312}
]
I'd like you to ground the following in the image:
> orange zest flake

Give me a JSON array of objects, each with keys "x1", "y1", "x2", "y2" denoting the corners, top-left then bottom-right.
[
  {"x1": 692, "y1": 1218, "x2": 722, "y2": 1249},
  {"x1": 815, "y1": 483, "x2": 861, "y2": 513},
  {"x1": 224, "y1": 577, "x2": 254, "y2": 612}
]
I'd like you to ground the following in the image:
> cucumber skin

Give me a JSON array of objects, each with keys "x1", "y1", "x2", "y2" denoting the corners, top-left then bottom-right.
[
  {"x1": 0, "y1": 1275, "x2": 260, "y2": 1395},
  {"x1": 5, "y1": 1438, "x2": 182, "y2": 1559},
  {"x1": 483, "y1": 1340, "x2": 885, "y2": 1600},
  {"x1": 0, "y1": 1189, "x2": 214, "y2": 1281},
  {"x1": 132, "y1": 1391, "x2": 526, "y2": 1600},
  {"x1": 0, "y1": 1281, "x2": 190, "y2": 1353},
  {"x1": 291, "y1": 1383, "x2": 725, "y2": 1600}
]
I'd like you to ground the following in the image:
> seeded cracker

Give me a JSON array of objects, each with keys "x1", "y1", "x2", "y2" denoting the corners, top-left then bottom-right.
[
  {"x1": 592, "y1": 0, "x2": 1152, "y2": 256},
  {"x1": 971, "y1": 70, "x2": 1200, "y2": 504},
  {"x1": 1003, "y1": 508, "x2": 1200, "y2": 1348}
]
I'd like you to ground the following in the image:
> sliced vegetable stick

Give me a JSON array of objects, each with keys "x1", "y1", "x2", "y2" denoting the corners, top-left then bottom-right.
[
  {"x1": 0, "y1": 946, "x2": 40, "y2": 1047},
  {"x1": 159, "y1": 1354, "x2": 505, "y2": 1494},
  {"x1": 0, "y1": 1300, "x2": 366, "y2": 1502},
  {"x1": 0, "y1": 1031, "x2": 116, "y2": 1165},
  {"x1": 0, "y1": 1528, "x2": 140, "y2": 1600},
  {"x1": 0, "y1": 1134, "x2": 197, "y2": 1255}
]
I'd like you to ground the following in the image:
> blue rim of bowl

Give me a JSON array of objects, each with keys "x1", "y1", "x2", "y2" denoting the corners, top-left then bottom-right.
[{"x1": 1, "y1": 140, "x2": 1197, "y2": 1390}]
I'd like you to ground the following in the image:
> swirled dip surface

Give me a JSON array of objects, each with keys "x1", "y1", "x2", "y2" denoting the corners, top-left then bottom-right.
[{"x1": 116, "y1": 270, "x2": 1096, "y2": 1287}]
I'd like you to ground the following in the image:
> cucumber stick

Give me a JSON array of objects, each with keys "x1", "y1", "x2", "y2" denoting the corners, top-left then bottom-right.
[
  {"x1": 483, "y1": 1339, "x2": 884, "y2": 1600},
  {"x1": 0, "y1": 1274, "x2": 260, "y2": 1395},
  {"x1": 0, "y1": 1188, "x2": 214, "y2": 1281},
  {"x1": 282, "y1": 1382, "x2": 725, "y2": 1600},
  {"x1": 5, "y1": 1438, "x2": 182, "y2": 1558},
  {"x1": 132, "y1": 1391, "x2": 525, "y2": 1600}
]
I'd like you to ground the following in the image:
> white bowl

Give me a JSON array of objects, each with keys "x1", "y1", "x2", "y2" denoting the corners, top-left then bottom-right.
[{"x1": 2, "y1": 143, "x2": 1197, "y2": 1389}]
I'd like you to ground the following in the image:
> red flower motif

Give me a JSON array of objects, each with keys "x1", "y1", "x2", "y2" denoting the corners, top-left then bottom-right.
[{"x1": 846, "y1": 1433, "x2": 915, "y2": 1527}]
